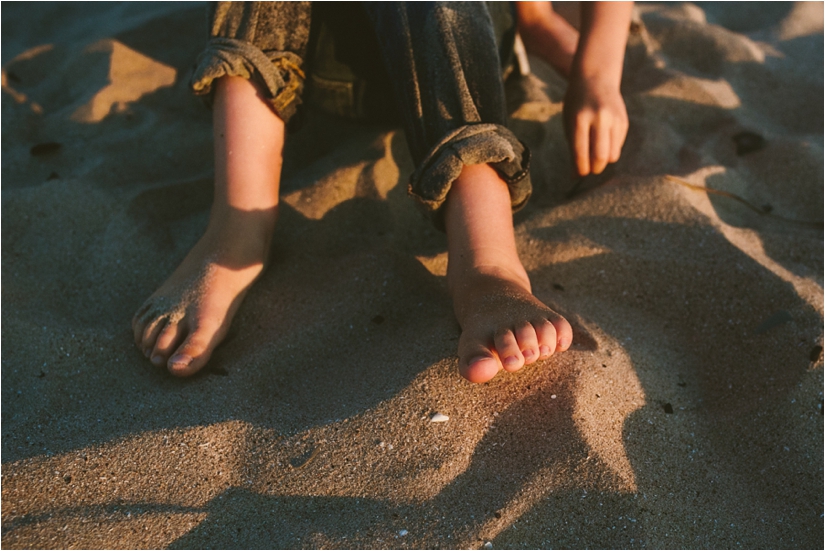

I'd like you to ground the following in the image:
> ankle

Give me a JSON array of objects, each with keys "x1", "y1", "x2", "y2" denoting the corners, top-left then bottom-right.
[
  {"x1": 448, "y1": 256, "x2": 531, "y2": 293},
  {"x1": 211, "y1": 198, "x2": 277, "y2": 226},
  {"x1": 204, "y1": 203, "x2": 278, "y2": 259}
]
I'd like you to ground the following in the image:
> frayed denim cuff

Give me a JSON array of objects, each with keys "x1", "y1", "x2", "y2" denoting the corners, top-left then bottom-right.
[
  {"x1": 190, "y1": 37, "x2": 305, "y2": 123},
  {"x1": 408, "y1": 123, "x2": 532, "y2": 229}
]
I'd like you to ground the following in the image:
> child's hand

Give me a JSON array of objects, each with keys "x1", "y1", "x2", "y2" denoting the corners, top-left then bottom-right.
[
  {"x1": 563, "y1": 75, "x2": 628, "y2": 177},
  {"x1": 514, "y1": 2, "x2": 633, "y2": 176}
]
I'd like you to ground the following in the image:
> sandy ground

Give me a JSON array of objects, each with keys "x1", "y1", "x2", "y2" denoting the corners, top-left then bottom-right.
[{"x1": 2, "y1": 2, "x2": 823, "y2": 549}]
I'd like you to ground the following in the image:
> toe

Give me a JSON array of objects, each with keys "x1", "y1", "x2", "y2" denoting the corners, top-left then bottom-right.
[
  {"x1": 141, "y1": 318, "x2": 167, "y2": 358},
  {"x1": 534, "y1": 319, "x2": 558, "y2": 359},
  {"x1": 514, "y1": 322, "x2": 540, "y2": 365},
  {"x1": 132, "y1": 309, "x2": 149, "y2": 347},
  {"x1": 462, "y1": 354, "x2": 501, "y2": 383},
  {"x1": 151, "y1": 322, "x2": 185, "y2": 367},
  {"x1": 550, "y1": 314, "x2": 574, "y2": 352},
  {"x1": 458, "y1": 333, "x2": 502, "y2": 383},
  {"x1": 494, "y1": 329, "x2": 524, "y2": 372},
  {"x1": 133, "y1": 301, "x2": 152, "y2": 322},
  {"x1": 167, "y1": 320, "x2": 223, "y2": 377},
  {"x1": 132, "y1": 307, "x2": 149, "y2": 340}
]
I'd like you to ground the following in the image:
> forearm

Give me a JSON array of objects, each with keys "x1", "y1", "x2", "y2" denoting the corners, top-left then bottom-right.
[
  {"x1": 515, "y1": 2, "x2": 579, "y2": 77},
  {"x1": 572, "y1": 2, "x2": 634, "y2": 87}
]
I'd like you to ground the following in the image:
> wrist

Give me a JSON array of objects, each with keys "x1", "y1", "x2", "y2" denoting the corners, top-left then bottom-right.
[{"x1": 570, "y1": 53, "x2": 623, "y2": 91}]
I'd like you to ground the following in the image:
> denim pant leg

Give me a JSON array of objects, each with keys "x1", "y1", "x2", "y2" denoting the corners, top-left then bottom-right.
[
  {"x1": 190, "y1": 2, "x2": 312, "y2": 123},
  {"x1": 363, "y1": 2, "x2": 532, "y2": 225}
]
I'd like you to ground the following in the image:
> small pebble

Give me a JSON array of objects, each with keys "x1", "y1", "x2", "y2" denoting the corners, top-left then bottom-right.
[
  {"x1": 484, "y1": 542, "x2": 493, "y2": 549},
  {"x1": 430, "y1": 413, "x2": 449, "y2": 423},
  {"x1": 398, "y1": 530, "x2": 408, "y2": 537},
  {"x1": 551, "y1": 394, "x2": 557, "y2": 399}
]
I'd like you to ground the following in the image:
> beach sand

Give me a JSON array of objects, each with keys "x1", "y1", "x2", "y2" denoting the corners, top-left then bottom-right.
[{"x1": 2, "y1": 2, "x2": 822, "y2": 548}]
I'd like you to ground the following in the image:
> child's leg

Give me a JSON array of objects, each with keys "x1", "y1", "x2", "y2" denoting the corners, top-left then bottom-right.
[
  {"x1": 446, "y1": 164, "x2": 572, "y2": 383},
  {"x1": 364, "y1": 3, "x2": 572, "y2": 383},
  {"x1": 132, "y1": 76, "x2": 284, "y2": 376}
]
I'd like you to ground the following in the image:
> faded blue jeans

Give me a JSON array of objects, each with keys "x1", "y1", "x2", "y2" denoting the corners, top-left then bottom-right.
[{"x1": 191, "y1": 2, "x2": 532, "y2": 224}]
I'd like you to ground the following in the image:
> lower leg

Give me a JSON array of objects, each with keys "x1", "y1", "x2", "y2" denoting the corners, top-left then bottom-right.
[
  {"x1": 445, "y1": 163, "x2": 573, "y2": 383},
  {"x1": 132, "y1": 76, "x2": 284, "y2": 376}
]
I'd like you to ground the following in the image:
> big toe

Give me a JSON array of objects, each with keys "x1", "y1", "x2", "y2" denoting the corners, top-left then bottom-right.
[
  {"x1": 167, "y1": 325, "x2": 221, "y2": 377},
  {"x1": 461, "y1": 355, "x2": 501, "y2": 383},
  {"x1": 458, "y1": 334, "x2": 502, "y2": 383}
]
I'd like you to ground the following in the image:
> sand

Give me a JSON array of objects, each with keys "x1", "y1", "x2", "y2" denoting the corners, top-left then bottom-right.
[{"x1": 2, "y1": 2, "x2": 823, "y2": 549}]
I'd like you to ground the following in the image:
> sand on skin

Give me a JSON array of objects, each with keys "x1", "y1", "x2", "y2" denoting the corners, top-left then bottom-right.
[{"x1": 2, "y1": 2, "x2": 822, "y2": 548}]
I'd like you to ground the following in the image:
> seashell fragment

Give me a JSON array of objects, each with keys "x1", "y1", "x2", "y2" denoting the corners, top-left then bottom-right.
[{"x1": 430, "y1": 413, "x2": 449, "y2": 423}]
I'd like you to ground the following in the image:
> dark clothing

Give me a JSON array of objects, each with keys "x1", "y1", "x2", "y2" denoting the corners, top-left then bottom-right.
[{"x1": 191, "y1": 2, "x2": 532, "y2": 222}]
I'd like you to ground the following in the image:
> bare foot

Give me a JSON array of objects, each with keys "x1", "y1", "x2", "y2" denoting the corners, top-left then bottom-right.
[
  {"x1": 133, "y1": 76, "x2": 285, "y2": 376},
  {"x1": 445, "y1": 164, "x2": 572, "y2": 383},
  {"x1": 450, "y1": 264, "x2": 572, "y2": 383},
  {"x1": 132, "y1": 209, "x2": 275, "y2": 376}
]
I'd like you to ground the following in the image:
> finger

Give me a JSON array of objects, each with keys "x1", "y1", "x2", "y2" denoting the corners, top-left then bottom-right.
[
  {"x1": 590, "y1": 119, "x2": 611, "y2": 175},
  {"x1": 574, "y1": 115, "x2": 591, "y2": 176},
  {"x1": 609, "y1": 116, "x2": 628, "y2": 164}
]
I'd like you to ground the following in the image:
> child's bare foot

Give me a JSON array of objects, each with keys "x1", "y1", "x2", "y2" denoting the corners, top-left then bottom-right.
[
  {"x1": 132, "y1": 209, "x2": 275, "y2": 376},
  {"x1": 450, "y1": 264, "x2": 572, "y2": 383},
  {"x1": 133, "y1": 76, "x2": 285, "y2": 376},
  {"x1": 446, "y1": 164, "x2": 572, "y2": 383}
]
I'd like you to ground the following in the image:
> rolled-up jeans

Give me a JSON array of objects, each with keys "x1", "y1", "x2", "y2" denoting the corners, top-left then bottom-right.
[{"x1": 191, "y1": 2, "x2": 532, "y2": 226}]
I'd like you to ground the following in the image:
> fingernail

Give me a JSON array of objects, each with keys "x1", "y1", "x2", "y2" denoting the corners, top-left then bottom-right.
[
  {"x1": 540, "y1": 345, "x2": 552, "y2": 357},
  {"x1": 503, "y1": 355, "x2": 520, "y2": 368}
]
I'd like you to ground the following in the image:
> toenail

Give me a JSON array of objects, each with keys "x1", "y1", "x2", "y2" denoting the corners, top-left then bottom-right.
[
  {"x1": 169, "y1": 354, "x2": 192, "y2": 368},
  {"x1": 143, "y1": 348, "x2": 151, "y2": 358},
  {"x1": 150, "y1": 355, "x2": 164, "y2": 367},
  {"x1": 523, "y1": 349, "x2": 536, "y2": 359},
  {"x1": 540, "y1": 345, "x2": 552, "y2": 357},
  {"x1": 503, "y1": 355, "x2": 520, "y2": 368}
]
